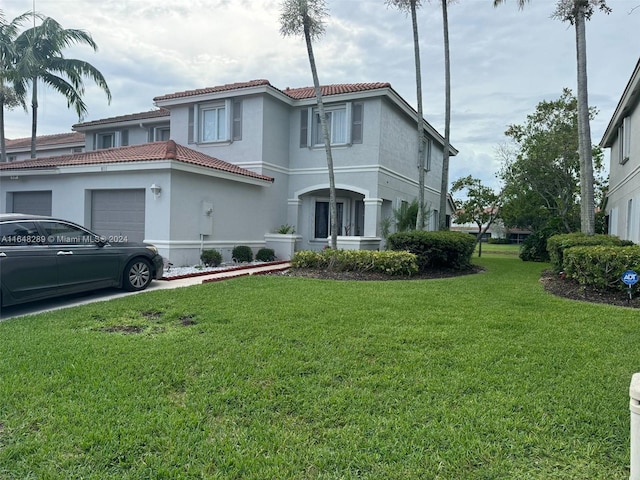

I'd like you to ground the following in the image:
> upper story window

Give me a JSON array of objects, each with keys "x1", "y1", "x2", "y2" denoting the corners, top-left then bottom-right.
[
  {"x1": 152, "y1": 127, "x2": 171, "y2": 142},
  {"x1": 95, "y1": 130, "x2": 128, "y2": 150},
  {"x1": 300, "y1": 102, "x2": 363, "y2": 148},
  {"x1": 201, "y1": 104, "x2": 227, "y2": 142},
  {"x1": 7, "y1": 155, "x2": 17, "y2": 162},
  {"x1": 188, "y1": 99, "x2": 243, "y2": 144},
  {"x1": 618, "y1": 116, "x2": 631, "y2": 165}
]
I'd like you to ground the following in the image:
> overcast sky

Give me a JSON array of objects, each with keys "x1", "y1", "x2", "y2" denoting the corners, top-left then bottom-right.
[{"x1": 3, "y1": 0, "x2": 639, "y2": 189}]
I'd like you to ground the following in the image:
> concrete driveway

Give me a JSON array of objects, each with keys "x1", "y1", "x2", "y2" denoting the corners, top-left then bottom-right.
[{"x1": 0, "y1": 262, "x2": 290, "y2": 320}]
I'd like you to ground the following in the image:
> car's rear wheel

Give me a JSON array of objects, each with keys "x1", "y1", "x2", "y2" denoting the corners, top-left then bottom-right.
[{"x1": 123, "y1": 258, "x2": 153, "y2": 291}]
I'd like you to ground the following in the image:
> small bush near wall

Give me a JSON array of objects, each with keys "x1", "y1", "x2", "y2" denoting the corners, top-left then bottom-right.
[
  {"x1": 386, "y1": 231, "x2": 475, "y2": 271},
  {"x1": 488, "y1": 238, "x2": 511, "y2": 245},
  {"x1": 291, "y1": 249, "x2": 418, "y2": 276},
  {"x1": 547, "y1": 233, "x2": 629, "y2": 272},
  {"x1": 256, "y1": 248, "x2": 276, "y2": 262},
  {"x1": 201, "y1": 249, "x2": 222, "y2": 267},
  {"x1": 232, "y1": 245, "x2": 254, "y2": 263},
  {"x1": 563, "y1": 245, "x2": 640, "y2": 291}
]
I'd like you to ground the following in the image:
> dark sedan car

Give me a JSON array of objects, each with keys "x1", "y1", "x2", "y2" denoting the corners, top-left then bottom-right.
[{"x1": 0, "y1": 214, "x2": 164, "y2": 308}]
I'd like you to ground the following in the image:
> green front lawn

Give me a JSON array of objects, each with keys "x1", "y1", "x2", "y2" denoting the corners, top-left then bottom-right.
[{"x1": 0, "y1": 255, "x2": 637, "y2": 479}]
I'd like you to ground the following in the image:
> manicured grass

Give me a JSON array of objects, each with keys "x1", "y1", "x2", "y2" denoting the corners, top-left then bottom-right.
[{"x1": 0, "y1": 255, "x2": 638, "y2": 479}]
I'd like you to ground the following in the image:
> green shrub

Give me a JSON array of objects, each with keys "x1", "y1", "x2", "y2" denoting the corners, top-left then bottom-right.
[
  {"x1": 256, "y1": 248, "x2": 276, "y2": 262},
  {"x1": 563, "y1": 245, "x2": 640, "y2": 291},
  {"x1": 488, "y1": 238, "x2": 511, "y2": 245},
  {"x1": 547, "y1": 233, "x2": 626, "y2": 272},
  {"x1": 276, "y1": 224, "x2": 296, "y2": 234},
  {"x1": 232, "y1": 245, "x2": 253, "y2": 263},
  {"x1": 519, "y1": 231, "x2": 551, "y2": 262},
  {"x1": 291, "y1": 249, "x2": 418, "y2": 276},
  {"x1": 200, "y1": 249, "x2": 222, "y2": 267},
  {"x1": 386, "y1": 230, "x2": 475, "y2": 271}
]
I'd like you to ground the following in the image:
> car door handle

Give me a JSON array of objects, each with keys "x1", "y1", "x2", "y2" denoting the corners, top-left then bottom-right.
[{"x1": 56, "y1": 251, "x2": 74, "y2": 256}]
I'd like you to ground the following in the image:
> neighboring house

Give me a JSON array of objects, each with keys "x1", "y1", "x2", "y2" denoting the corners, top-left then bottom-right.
[
  {"x1": 4, "y1": 132, "x2": 85, "y2": 162},
  {"x1": 600, "y1": 58, "x2": 640, "y2": 244},
  {"x1": 1, "y1": 79, "x2": 457, "y2": 265}
]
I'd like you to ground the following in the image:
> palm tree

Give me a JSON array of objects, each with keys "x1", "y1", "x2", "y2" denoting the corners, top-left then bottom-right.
[
  {"x1": 387, "y1": 0, "x2": 428, "y2": 230},
  {"x1": 493, "y1": 0, "x2": 610, "y2": 235},
  {"x1": 13, "y1": 16, "x2": 111, "y2": 158},
  {"x1": 438, "y1": 0, "x2": 452, "y2": 230},
  {"x1": 0, "y1": 11, "x2": 31, "y2": 162},
  {"x1": 280, "y1": 0, "x2": 339, "y2": 249}
]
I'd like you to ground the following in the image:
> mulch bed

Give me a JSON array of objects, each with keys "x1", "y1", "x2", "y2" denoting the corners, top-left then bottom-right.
[
  {"x1": 280, "y1": 266, "x2": 640, "y2": 309},
  {"x1": 539, "y1": 269, "x2": 640, "y2": 309}
]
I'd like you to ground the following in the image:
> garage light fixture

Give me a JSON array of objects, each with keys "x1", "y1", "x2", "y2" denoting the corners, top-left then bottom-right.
[{"x1": 150, "y1": 183, "x2": 162, "y2": 198}]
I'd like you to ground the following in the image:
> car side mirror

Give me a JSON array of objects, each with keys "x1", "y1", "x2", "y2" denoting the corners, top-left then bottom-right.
[{"x1": 95, "y1": 235, "x2": 108, "y2": 247}]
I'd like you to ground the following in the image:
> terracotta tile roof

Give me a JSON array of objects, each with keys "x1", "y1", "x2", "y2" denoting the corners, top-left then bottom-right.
[
  {"x1": 281, "y1": 82, "x2": 392, "y2": 100},
  {"x1": 154, "y1": 80, "x2": 272, "y2": 102},
  {"x1": 73, "y1": 109, "x2": 169, "y2": 129},
  {"x1": 6, "y1": 132, "x2": 85, "y2": 149},
  {"x1": 0, "y1": 141, "x2": 274, "y2": 183},
  {"x1": 153, "y1": 80, "x2": 392, "y2": 102}
]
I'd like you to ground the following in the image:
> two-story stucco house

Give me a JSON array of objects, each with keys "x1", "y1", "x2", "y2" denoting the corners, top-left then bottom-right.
[
  {"x1": 600, "y1": 59, "x2": 640, "y2": 244},
  {"x1": 0, "y1": 79, "x2": 457, "y2": 265}
]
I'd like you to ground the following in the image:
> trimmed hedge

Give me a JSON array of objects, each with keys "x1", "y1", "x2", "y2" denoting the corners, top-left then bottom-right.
[
  {"x1": 200, "y1": 249, "x2": 222, "y2": 267},
  {"x1": 563, "y1": 245, "x2": 640, "y2": 291},
  {"x1": 291, "y1": 249, "x2": 418, "y2": 276},
  {"x1": 256, "y1": 248, "x2": 276, "y2": 262},
  {"x1": 386, "y1": 230, "x2": 475, "y2": 271},
  {"x1": 547, "y1": 233, "x2": 628, "y2": 272},
  {"x1": 232, "y1": 245, "x2": 253, "y2": 263}
]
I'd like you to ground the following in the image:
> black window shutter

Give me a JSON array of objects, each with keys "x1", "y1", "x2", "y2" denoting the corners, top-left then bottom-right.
[
  {"x1": 121, "y1": 129, "x2": 129, "y2": 146},
  {"x1": 351, "y1": 103, "x2": 363, "y2": 144},
  {"x1": 232, "y1": 99, "x2": 242, "y2": 141},
  {"x1": 188, "y1": 106, "x2": 195, "y2": 144},
  {"x1": 300, "y1": 109, "x2": 308, "y2": 148}
]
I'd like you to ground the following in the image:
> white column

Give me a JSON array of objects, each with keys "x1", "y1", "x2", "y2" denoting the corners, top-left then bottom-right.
[{"x1": 363, "y1": 198, "x2": 383, "y2": 238}]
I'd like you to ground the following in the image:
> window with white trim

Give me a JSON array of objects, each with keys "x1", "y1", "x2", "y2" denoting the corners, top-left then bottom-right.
[
  {"x1": 189, "y1": 99, "x2": 243, "y2": 144},
  {"x1": 95, "y1": 130, "x2": 128, "y2": 150},
  {"x1": 201, "y1": 104, "x2": 227, "y2": 142},
  {"x1": 300, "y1": 102, "x2": 363, "y2": 148},
  {"x1": 153, "y1": 127, "x2": 170, "y2": 142},
  {"x1": 618, "y1": 116, "x2": 631, "y2": 165}
]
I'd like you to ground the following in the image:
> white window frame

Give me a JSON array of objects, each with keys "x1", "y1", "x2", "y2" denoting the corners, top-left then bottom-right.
[
  {"x1": 311, "y1": 103, "x2": 351, "y2": 147},
  {"x1": 96, "y1": 132, "x2": 115, "y2": 150},
  {"x1": 153, "y1": 127, "x2": 171, "y2": 142},
  {"x1": 195, "y1": 100, "x2": 231, "y2": 144},
  {"x1": 619, "y1": 116, "x2": 631, "y2": 165}
]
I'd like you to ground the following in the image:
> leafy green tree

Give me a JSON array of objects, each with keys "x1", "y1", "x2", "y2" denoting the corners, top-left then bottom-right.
[
  {"x1": 499, "y1": 89, "x2": 604, "y2": 235},
  {"x1": 280, "y1": 0, "x2": 338, "y2": 249},
  {"x1": 13, "y1": 16, "x2": 111, "y2": 158},
  {"x1": 493, "y1": 0, "x2": 610, "y2": 235},
  {"x1": 451, "y1": 175, "x2": 502, "y2": 256},
  {"x1": 0, "y1": 11, "x2": 32, "y2": 161},
  {"x1": 386, "y1": 0, "x2": 428, "y2": 230}
]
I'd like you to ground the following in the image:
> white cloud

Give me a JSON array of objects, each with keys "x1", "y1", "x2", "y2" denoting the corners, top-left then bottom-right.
[{"x1": 3, "y1": 0, "x2": 639, "y2": 190}]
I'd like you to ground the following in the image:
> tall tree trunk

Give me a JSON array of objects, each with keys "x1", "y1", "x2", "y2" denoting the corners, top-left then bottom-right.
[
  {"x1": 410, "y1": 0, "x2": 426, "y2": 230},
  {"x1": 304, "y1": 18, "x2": 337, "y2": 250},
  {"x1": 575, "y1": 6, "x2": 595, "y2": 235},
  {"x1": 438, "y1": 0, "x2": 451, "y2": 230},
  {"x1": 30, "y1": 76, "x2": 38, "y2": 159},
  {"x1": 0, "y1": 99, "x2": 6, "y2": 162}
]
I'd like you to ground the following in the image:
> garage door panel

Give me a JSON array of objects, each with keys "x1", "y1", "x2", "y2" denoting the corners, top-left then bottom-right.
[
  {"x1": 91, "y1": 189, "x2": 145, "y2": 243},
  {"x1": 12, "y1": 191, "x2": 52, "y2": 216}
]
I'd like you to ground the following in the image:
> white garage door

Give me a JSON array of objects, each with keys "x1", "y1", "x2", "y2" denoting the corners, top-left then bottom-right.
[
  {"x1": 12, "y1": 191, "x2": 52, "y2": 216},
  {"x1": 91, "y1": 189, "x2": 145, "y2": 243}
]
